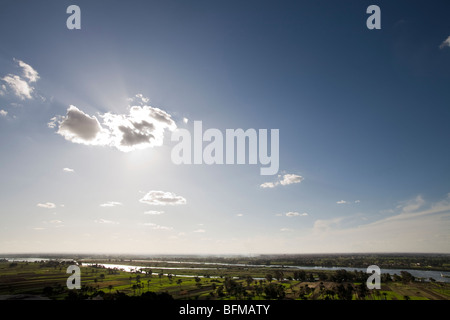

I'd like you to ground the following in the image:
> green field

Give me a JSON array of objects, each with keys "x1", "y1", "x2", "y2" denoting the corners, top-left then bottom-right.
[{"x1": 1, "y1": 260, "x2": 449, "y2": 300}]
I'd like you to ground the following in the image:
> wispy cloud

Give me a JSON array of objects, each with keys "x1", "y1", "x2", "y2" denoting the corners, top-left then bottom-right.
[
  {"x1": 100, "y1": 201, "x2": 123, "y2": 207},
  {"x1": 337, "y1": 199, "x2": 360, "y2": 205},
  {"x1": 396, "y1": 195, "x2": 424, "y2": 213},
  {"x1": 37, "y1": 202, "x2": 56, "y2": 209},
  {"x1": 260, "y1": 173, "x2": 303, "y2": 188},
  {"x1": 281, "y1": 211, "x2": 308, "y2": 217},
  {"x1": 143, "y1": 223, "x2": 173, "y2": 230},
  {"x1": 50, "y1": 96, "x2": 177, "y2": 152},
  {"x1": 312, "y1": 217, "x2": 344, "y2": 235},
  {"x1": 63, "y1": 167, "x2": 74, "y2": 173},
  {"x1": 46, "y1": 220, "x2": 64, "y2": 227},
  {"x1": 285, "y1": 211, "x2": 300, "y2": 217},
  {"x1": 139, "y1": 191, "x2": 186, "y2": 206},
  {"x1": 193, "y1": 229, "x2": 206, "y2": 233},
  {"x1": 439, "y1": 36, "x2": 450, "y2": 49},
  {"x1": 304, "y1": 194, "x2": 450, "y2": 253},
  {"x1": 144, "y1": 210, "x2": 164, "y2": 215},
  {"x1": 14, "y1": 58, "x2": 39, "y2": 83},
  {"x1": 127, "y1": 93, "x2": 149, "y2": 105},
  {"x1": 95, "y1": 219, "x2": 119, "y2": 224}
]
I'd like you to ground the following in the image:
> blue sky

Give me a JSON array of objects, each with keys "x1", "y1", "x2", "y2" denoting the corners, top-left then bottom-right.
[{"x1": 0, "y1": 0, "x2": 449, "y2": 254}]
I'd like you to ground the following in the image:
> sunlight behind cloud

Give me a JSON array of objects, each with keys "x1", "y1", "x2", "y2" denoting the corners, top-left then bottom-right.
[{"x1": 50, "y1": 97, "x2": 177, "y2": 152}]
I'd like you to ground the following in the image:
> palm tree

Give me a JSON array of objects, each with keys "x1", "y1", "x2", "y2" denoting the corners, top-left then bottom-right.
[
  {"x1": 194, "y1": 276, "x2": 201, "y2": 289},
  {"x1": 274, "y1": 270, "x2": 284, "y2": 282},
  {"x1": 245, "y1": 275, "x2": 253, "y2": 288}
]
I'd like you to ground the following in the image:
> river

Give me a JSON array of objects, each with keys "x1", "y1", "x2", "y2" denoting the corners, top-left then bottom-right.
[
  {"x1": 79, "y1": 261, "x2": 450, "y2": 283},
  {"x1": 4, "y1": 257, "x2": 449, "y2": 282}
]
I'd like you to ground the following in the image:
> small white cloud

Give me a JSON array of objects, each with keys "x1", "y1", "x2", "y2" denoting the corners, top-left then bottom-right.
[
  {"x1": 49, "y1": 220, "x2": 63, "y2": 224},
  {"x1": 260, "y1": 182, "x2": 277, "y2": 188},
  {"x1": 193, "y1": 229, "x2": 206, "y2": 233},
  {"x1": 0, "y1": 110, "x2": 7, "y2": 117},
  {"x1": 439, "y1": 36, "x2": 450, "y2": 49},
  {"x1": 279, "y1": 174, "x2": 304, "y2": 186},
  {"x1": 280, "y1": 228, "x2": 292, "y2": 232},
  {"x1": 183, "y1": 117, "x2": 189, "y2": 124},
  {"x1": 95, "y1": 219, "x2": 119, "y2": 224},
  {"x1": 0, "y1": 59, "x2": 39, "y2": 100},
  {"x1": 140, "y1": 191, "x2": 186, "y2": 206},
  {"x1": 144, "y1": 210, "x2": 164, "y2": 215},
  {"x1": 354, "y1": 200, "x2": 360, "y2": 204},
  {"x1": 100, "y1": 201, "x2": 123, "y2": 207},
  {"x1": 37, "y1": 202, "x2": 56, "y2": 209},
  {"x1": 261, "y1": 173, "x2": 303, "y2": 188},
  {"x1": 63, "y1": 167, "x2": 74, "y2": 173},
  {"x1": 143, "y1": 223, "x2": 173, "y2": 230},
  {"x1": 236, "y1": 213, "x2": 243, "y2": 217},
  {"x1": 337, "y1": 200, "x2": 348, "y2": 204},
  {"x1": 283, "y1": 212, "x2": 308, "y2": 217}
]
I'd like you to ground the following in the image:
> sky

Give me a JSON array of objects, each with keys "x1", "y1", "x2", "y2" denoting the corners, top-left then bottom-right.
[{"x1": 0, "y1": 0, "x2": 449, "y2": 255}]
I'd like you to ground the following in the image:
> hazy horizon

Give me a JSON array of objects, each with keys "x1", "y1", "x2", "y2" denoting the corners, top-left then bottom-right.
[
  {"x1": 1, "y1": 1, "x2": 449, "y2": 255},
  {"x1": 2, "y1": 251, "x2": 450, "y2": 258}
]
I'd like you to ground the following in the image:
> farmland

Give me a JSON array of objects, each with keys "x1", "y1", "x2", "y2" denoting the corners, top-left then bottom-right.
[{"x1": 1, "y1": 254, "x2": 449, "y2": 300}]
